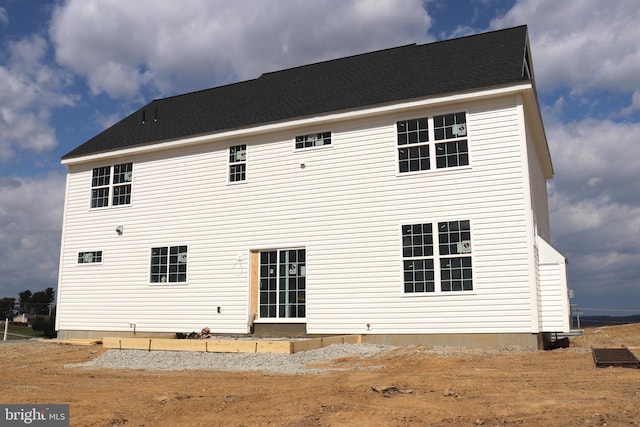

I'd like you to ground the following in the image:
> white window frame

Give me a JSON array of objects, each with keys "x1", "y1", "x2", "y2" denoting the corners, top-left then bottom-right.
[
  {"x1": 397, "y1": 111, "x2": 470, "y2": 175},
  {"x1": 90, "y1": 162, "x2": 134, "y2": 209},
  {"x1": 257, "y1": 247, "x2": 306, "y2": 320},
  {"x1": 397, "y1": 117, "x2": 430, "y2": 173},
  {"x1": 433, "y1": 111, "x2": 469, "y2": 169},
  {"x1": 77, "y1": 250, "x2": 103, "y2": 264},
  {"x1": 294, "y1": 131, "x2": 332, "y2": 150},
  {"x1": 228, "y1": 144, "x2": 247, "y2": 183},
  {"x1": 149, "y1": 244, "x2": 189, "y2": 284},
  {"x1": 400, "y1": 219, "x2": 474, "y2": 296}
]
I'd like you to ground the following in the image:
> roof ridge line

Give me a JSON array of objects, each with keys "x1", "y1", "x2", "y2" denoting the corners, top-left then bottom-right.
[{"x1": 259, "y1": 43, "x2": 417, "y2": 78}]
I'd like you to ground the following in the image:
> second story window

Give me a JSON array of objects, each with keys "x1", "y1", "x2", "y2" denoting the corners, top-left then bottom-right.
[
  {"x1": 397, "y1": 117, "x2": 429, "y2": 173},
  {"x1": 434, "y1": 112, "x2": 468, "y2": 169},
  {"x1": 397, "y1": 112, "x2": 469, "y2": 174},
  {"x1": 90, "y1": 162, "x2": 133, "y2": 208},
  {"x1": 295, "y1": 132, "x2": 331, "y2": 149},
  {"x1": 112, "y1": 163, "x2": 133, "y2": 205},
  {"x1": 229, "y1": 145, "x2": 247, "y2": 182},
  {"x1": 91, "y1": 167, "x2": 111, "y2": 208}
]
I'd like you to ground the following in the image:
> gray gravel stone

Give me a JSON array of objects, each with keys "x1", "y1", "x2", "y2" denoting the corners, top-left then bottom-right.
[{"x1": 68, "y1": 343, "x2": 393, "y2": 374}]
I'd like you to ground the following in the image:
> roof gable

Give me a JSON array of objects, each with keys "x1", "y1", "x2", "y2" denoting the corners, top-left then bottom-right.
[{"x1": 63, "y1": 25, "x2": 530, "y2": 159}]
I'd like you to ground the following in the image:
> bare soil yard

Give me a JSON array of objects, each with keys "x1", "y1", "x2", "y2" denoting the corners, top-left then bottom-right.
[{"x1": 1, "y1": 324, "x2": 639, "y2": 426}]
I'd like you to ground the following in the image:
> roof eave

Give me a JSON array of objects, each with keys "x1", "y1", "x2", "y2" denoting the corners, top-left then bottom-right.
[{"x1": 61, "y1": 82, "x2": 535, "y2": 166}]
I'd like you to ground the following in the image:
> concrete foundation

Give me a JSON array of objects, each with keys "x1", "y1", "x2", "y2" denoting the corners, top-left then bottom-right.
[
  {"x1": 362, "y1": 332, "x2": 544, "y2": 350},
  {"x1": 251, "y1": 323, "x2": 308, "y2": 337},
  {"x1": 57, "y1": 330, "x2": 175, "y2": 340}
]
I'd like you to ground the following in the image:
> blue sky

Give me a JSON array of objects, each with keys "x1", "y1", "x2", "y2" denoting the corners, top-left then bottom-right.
[{"x1": 0, "y1": 0, "x2": 638, "y2": 316}]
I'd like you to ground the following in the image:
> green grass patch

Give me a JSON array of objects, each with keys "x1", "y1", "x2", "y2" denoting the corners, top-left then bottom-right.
[{"x1": 1, "y1": 323, "x2": 44, "y2": 340}]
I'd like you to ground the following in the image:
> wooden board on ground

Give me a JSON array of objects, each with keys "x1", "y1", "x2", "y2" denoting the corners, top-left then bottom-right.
[
  {"x1": 44, "y1": 339, "x2": 102, "y2": 346},
  {"x1": 101, "y1": 335, "x2": 362, "y2": 354}
]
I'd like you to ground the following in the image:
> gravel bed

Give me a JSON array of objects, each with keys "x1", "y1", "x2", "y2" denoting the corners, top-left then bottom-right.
[
  {"x1": 67, "y1": 341, "x2": 566, "y2": 374},
  {"x1": 68, "y1": 343, "x2": 393, "y2": 374}
]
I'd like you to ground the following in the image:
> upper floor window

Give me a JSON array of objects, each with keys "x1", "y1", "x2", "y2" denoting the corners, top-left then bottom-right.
[
  {"x1": 397, "y1": 112, "x2": 468, "y2": 173},
  {"x1": 434, "y1": 112, "x2": 469, "y2": 169},
  {"x1": 397, "y1": 117, "x2": 429, "y2": 173},
  {"x1": 91, "y1": 162, "x2": 133, "y2": 208},
  {"x1": 295, "y1": 132, "x2": 331, "y2": 149},
  {"x1": 229, "y1": 144, "x2": 247, "y2": 182}
]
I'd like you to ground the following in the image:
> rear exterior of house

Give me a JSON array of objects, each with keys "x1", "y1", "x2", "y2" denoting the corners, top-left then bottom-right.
[{"x1": 55, "y1": 26, "x2": 570, "y2": 349}]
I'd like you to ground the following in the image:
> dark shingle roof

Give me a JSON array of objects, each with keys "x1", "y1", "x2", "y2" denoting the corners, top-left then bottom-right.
[{"x1": 62, "y1": 25, "x2": 530, "y2": 159}]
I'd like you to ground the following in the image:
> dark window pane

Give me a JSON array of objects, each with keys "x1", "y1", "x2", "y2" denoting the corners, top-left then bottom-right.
[
  {"x1": 397, "y1": 117, "x2": 429, "y2": 173},
  {"x1": 295, "y1": 132, "x2": 331, "y2": 148},
  {"x1": 113, "y1": 163, "x2": 133, "y2": 184},
  {"x1": 434, "y1": 112, "x2": 466, "y2": 141}
]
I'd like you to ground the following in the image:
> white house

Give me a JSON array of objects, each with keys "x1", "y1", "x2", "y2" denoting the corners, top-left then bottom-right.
[{"x1": 56, "y1": 26, "x2": 570, "y2": 349}]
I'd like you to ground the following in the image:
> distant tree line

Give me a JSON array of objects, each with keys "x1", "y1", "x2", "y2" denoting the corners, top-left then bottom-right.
[
  {"x1": 1, "y1": 287, "x2": 56, "y2": 338},
  {"x1": 0, "y1": 297, "x2": 16, "y2": 319},
  {"x1": 1, "y1": 288, "x2": 55, "y2": 318}
]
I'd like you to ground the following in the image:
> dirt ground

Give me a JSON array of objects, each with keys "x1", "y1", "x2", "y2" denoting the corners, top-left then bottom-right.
[{"x1": 1, "y1": 325, "x2": 639, "y2": 427}]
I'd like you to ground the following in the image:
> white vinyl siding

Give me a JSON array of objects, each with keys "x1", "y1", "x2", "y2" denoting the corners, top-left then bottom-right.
[
  {"x1": 537, "y1": 236, "x2": 570, "y2": 332},
  {"x1": 524, "y1": 120, "x2": 551, "y2": 239},
  {"x1": 57, "y1": 95, "x2": 548, "y2": 335}
]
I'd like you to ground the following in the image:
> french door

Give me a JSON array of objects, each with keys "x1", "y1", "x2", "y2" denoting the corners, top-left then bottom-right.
[{"x1": 257, "y1": 248, "x2": 306, "y2": 319}]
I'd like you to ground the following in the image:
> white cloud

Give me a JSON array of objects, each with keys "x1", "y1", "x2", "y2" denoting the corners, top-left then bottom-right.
[
  {"x1": 546, "y1": 117, "x2": 640, "y2": 307},
  {"x1": 0, "y1": 35, "x2": 76, "y2": 160},
  {"x1": 621, "y1": 90, "x2": 640, "y2": 115},
  {"x1": 0, "y1": 7, "x2": 7, "y2": 26},
  {"x1": 0, "y1": 109, "x2": 56, "y2": 158},
  {"x1": 0, "y1": 174, "x2": 65, "y2": 297},
  {"x1": 50, "y1": 0, "x2": 432, "y2": 99},
  {"x1": 491, "y1": 0, "x2": 640, "y2": 94},
  {"x1": 491, "y1": 1, "x2": 640, "y2": 311},
  {"x1": 549, "y1": 190, "x2": 640, "y2": 240},
  {"x1": 546, "y1": 118, "x2": 640, "y2": 205}
]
